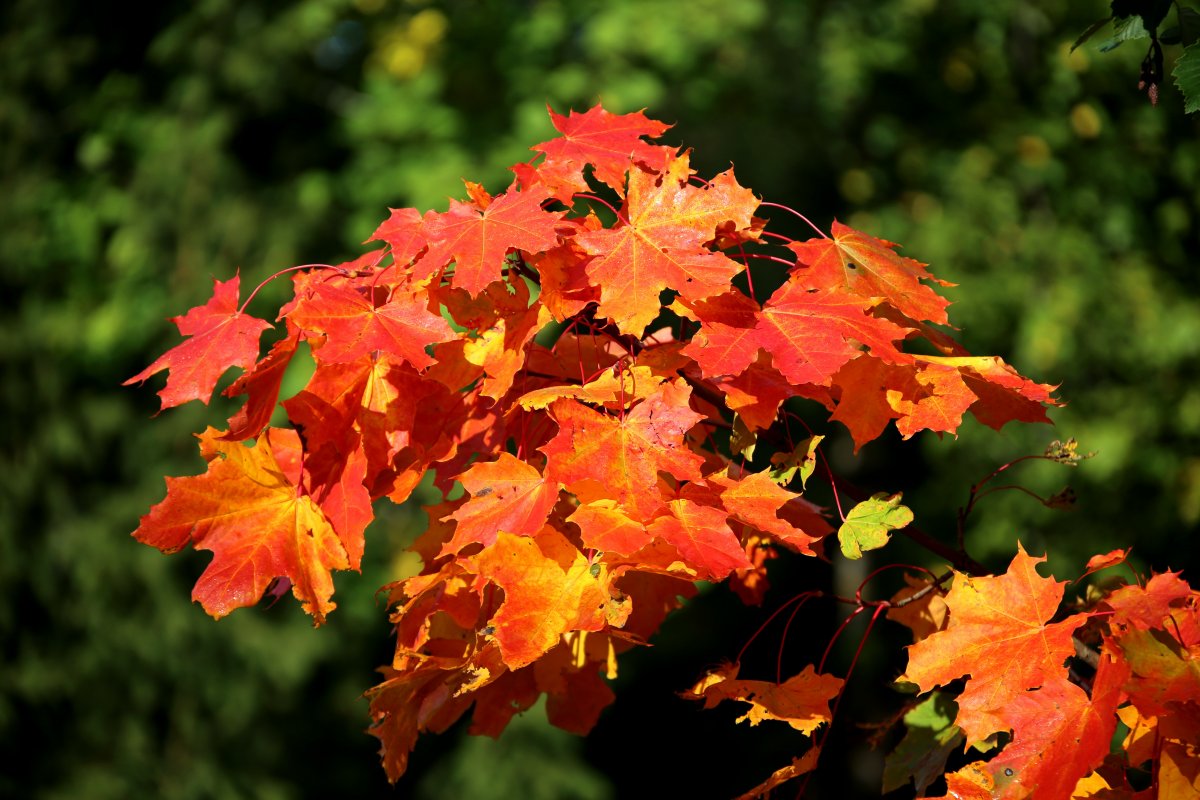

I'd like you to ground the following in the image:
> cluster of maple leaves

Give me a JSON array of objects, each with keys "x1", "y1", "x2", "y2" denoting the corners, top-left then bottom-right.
[{"x1": 127, "y1": 105, "x2": 1197, "y2": 798}]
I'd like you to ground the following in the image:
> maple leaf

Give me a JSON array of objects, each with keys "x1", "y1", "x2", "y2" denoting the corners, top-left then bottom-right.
[
  {"x1": 716, "y1": 353, "x2": 796, "y2": 432},
  {"x1": 531, "y1": 103, "x2": 673, "y2": 194},
  {"x1": 567, "y1": 500, "x2": 652, "y2": 557},
  {"x1": 464, "y1": 527, "x2": 627, "y2": 670},
  {"x1": 755, "y1": 282, "x2": 912, "y2": 387},
  {"x1": 420, "y1": 184, "x2": 563, "y2": 297},
  {"x1": 125, "y1": 273, "x2": 272, "y2": 410},
  {"x1": 367, "y1": 663, "x2": 480, "y2": 782},
  {"x1": 882, "y1": 692, "x2": 964, "y2": 795},
  {"x1": 733, "y1": 750, "x2": 821, "y2": 800},
  {"x1": 788, "y1": 220, "x2": 952, "y2": 326},
  {"x1": 541, "y1": 381, "x2": 705, "y2": 520},
  {"x1": 838, "y1": 492, "x2": 913, "y2": 559},
  {"x1": 922, "y1": 762, "x2": 999, "y2": 800},
  {"x1": 1103, "y1": 570, "x2": 1192, "y2": 629},
  {"x1": 222, "y1": 328, "x2": 300, "y2": 440},
  {"x1": 287, "y1": 280, "x2": 455, "y2": 368},
  {"x1": 576, "y1": 151, "x2": 759, "y2": 334},
  {"x1": 683, "y1": 662, "x2": 844, "y2": 734},
  {"x1": 440, "y1": 453, "x2": 561, "y2": 556},
  {"x1": 369, "y1": 206, "x2": 433, "y2": 273},
  {"x1": 986, "y1": 651, "x2": 1128, "y2": 800},
  {"x1": 517, "y1": 364, "x2": 666, "y2": 411},
  {"x1": 712, "y1": 469, "x2": 826, "y2": 555},
  {"x1": 1116, "y1": 625, "x2": 1200, "y2": 714},
  {"x1": 282, "y1": 354, "x2": 435, "y2": 493},
  {"x1": 900, "y1": 543, "x2": 1089, "y2": 744},
  {"x1": 887, "y1": 573, "x2": 950, "y2": 643},
  {"x1": 528, "y1": 238, "x2": 600, "y2": 320},
  {"x1": 133, "y1": 427, "x2": 352, "y2": 623},
  {"x1": 646, "y1": 496, "x2": 752, "y2": 581},
  {"x1": 924, "y1": 355, "x2": 1060, "y2": 431}
]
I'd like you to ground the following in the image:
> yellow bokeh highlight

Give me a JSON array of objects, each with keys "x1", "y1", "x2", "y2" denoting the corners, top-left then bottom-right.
[
  {"x1": 375, "y1": 9, "x2": 448, "y2": 79},
  {"x1": 1070, "y1": 103, "x2": 1102, "y2": 138},
  {"x1": 839, "y1": 168, "x2": 874, "y2": 204},
  {"x1": 408, "y1": 9, "x2": 447, "y2": 45},
  {"x1": 1016, "y1": 134, "x2": 1051, "y2": 167},
  {"x1": 384, "y1": 41, "x2": 425, "y2": 78}
]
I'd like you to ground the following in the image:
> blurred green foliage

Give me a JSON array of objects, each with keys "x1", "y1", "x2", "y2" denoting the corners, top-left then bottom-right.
[{"x1": 2, "y1": 0, "x2": 1197, "y2": 797}]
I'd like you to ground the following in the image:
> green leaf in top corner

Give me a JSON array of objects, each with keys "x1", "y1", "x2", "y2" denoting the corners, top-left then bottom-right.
[
  {"x1": 1175, "y1": 43, "x2": 1200, "y2": 113},
  {"x1": 837, "y1": 492, "x2": 913, "y2": 559},
  {"x1": 1100, "y1": 14, "x2": 1150, "y2": 51}
]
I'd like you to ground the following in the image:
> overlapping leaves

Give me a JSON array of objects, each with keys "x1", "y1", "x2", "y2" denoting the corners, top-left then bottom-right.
[{"x1": 129, "y1": 104, "x2": 1071, "y2": 790}]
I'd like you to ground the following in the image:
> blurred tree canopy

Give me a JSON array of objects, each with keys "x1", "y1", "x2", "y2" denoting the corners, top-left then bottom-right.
[{"x1": 2, "y1": 1, "x2": 1197, "y2": 798}]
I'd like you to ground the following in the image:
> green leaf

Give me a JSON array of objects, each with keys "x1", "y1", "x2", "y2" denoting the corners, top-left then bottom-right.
[
  {"x1": 768, "y1": 435, "x2": 823, "y2": 489},
  {"x1": 1072, "y1": 16, "x2": 1113, "y2": 52},
  {"x1": 882, "y1": 692, "x2": 965, "y2": 794},
  {"x1": 730, "y1": 414, "x2": 756, "y2": 459},
  {"x1": 837, "y1": 492, "x2": 912, "y2": 559},
  {"x1": 1100, "y1": 14, "x2": 1149, "y2": 51},
  {"x1": 1175, "y1": 43, "x2": 1200, "y2": 113},
  {"x1": 1181, "y1": 7, "x2": 1200, "y2": 46}
]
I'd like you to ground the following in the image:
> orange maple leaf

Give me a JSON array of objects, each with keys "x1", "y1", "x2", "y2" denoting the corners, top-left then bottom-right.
[
  {"x1": 577, "y1": 152, "x2": 758, "y2": 334},
  {"x1": 683, "y1": 662, "x2": 844, "y2": 735},
  {"x1": 788, "y1": 220, "x2": 953, "y2": 326},
  {"x1": 541, "y1": 381, "x2": 705, "y2": 520},
  {"x1": 465, "y1": 528, "x2": 628, "y2": 670},
  {"x1": 133, "y1": 427, "x2": 353, "y2": 623},
  {"x1": 900, "y1": 543, "x2": 1089, "y2": 744},
  {"x1": 440, "y1": 453, "x2": 561, "y2": 556}
]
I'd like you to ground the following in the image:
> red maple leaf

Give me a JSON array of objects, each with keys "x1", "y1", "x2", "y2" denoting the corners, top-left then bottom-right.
[
  {"x1": 531, "y1": 103, "x2": 673, "y2": 194},
  {"x1": 755, "y1": 281, "x2": 912, "y2": 387},
  {"x1": 287, "y1": 279, "x2": 455, "y2": 368},
  {"x1": 125, "y1": 273, "x2": 272, "y2": 410},
  {"x1": 369, "y1": 206, "x2": 433, "y2": 275},
  {"x1": 420, "y1": 185, "x2": 564, "y2": 296},
  {"x1": 647, "y1": 496, "x2": 752, "y2": 581},
  {"x1": 222, "y1": 328, "x2": 300, "y2": 440},
  {"x1": 986, "y1": 652, "x2": 1128, "y2": 800}
]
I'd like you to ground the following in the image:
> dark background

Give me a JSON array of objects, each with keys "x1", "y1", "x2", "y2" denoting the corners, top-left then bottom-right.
[{"x1": 3, "y1": 1, "x2": 1198, "y2": 797}]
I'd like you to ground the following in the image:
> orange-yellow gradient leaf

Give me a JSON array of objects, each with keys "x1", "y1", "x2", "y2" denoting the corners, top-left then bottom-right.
[
  {"x1": 466, "y1": 529, "x2": 626, "y2": 670},
  {"x1": 133, "y1": 427, "x2": 350, "y2": 623}
]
